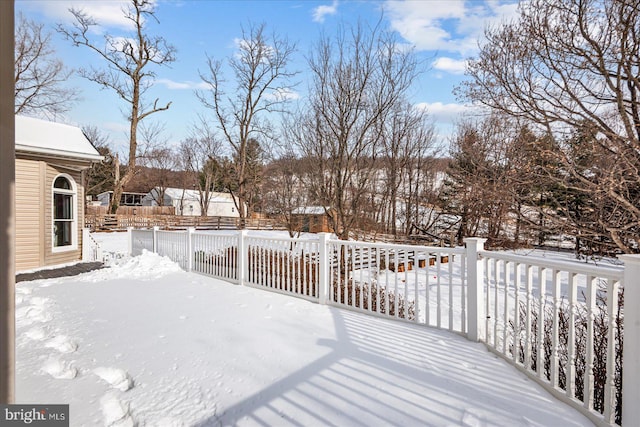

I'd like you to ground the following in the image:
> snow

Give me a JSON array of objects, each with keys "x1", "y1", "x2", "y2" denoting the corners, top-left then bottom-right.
[
  {"x1": 15, "y1": 233, "x2": 594, "y2": 426},
  {"x1": 15, "y1": 115, "x2": 102, "y2": 161}
]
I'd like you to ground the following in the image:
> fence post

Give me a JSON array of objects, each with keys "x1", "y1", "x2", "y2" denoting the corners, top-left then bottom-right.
[
  {"x1": 619, "y1": 254, "x2": 640, "y2": 426},
  {"x1": 464, "y1": 237, "x2": 486, "y2": 342},
  {"x1": 82, "y1": 228, "x2": 91, "y2": 261},
  {"x1": 187, "y1": 227, "x2": 195, "y2": 272},
  {"x1": 152, "y1": 226, "x2": 159, "y2": 254},
  {"x1": 318, "y1": 233, "x2": 330, "y2": 304},
  {"x1": 127, "y1": 227, "x2": 133, "y2": 257},
  {"x1": 237, "y1": 230, "x2": 248, "y2": 286}
]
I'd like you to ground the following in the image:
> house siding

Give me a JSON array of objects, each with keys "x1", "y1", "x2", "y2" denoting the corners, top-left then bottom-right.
[
  {"x1": 15, "y1": 155, "x2": 88, "y2": 272},
  {"x1": 43, "y1": 163, "x2": 84, "y2": 267},
  {"x1": 15, "y1": 158, "x2": 43, "y2": 271}
]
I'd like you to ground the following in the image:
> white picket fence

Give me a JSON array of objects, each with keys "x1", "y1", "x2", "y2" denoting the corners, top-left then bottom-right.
[{"x1": 128, "y1": 228, "x2": 639, "y2": 427}]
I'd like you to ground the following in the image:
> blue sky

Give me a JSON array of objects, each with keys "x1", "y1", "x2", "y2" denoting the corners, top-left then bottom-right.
[{"x1": 15, "y1": 0, "x2": 519, "y2": 156}]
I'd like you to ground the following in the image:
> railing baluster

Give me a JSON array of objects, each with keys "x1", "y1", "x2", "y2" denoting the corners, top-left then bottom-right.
[
  {"x1": 524, "y1": 264, "x2": 533, "y2": 371},
  {"x1": 359, "y1": 246, "x2": 364, "y2": 309},
  {"x1": 584, "y1": 275, "x2": 596, "y2": 411},
  {"x1": 461, "y1": 252, "x2": 467, "y2": 335},
  {"x1": 394, "y1": 250, "x2": 399, "y2": 318},
  {"x1": 436, "y1": 254, "x2": 442, "y2": 328},
  {"x1": 493, "y1": 258, "x2": 500, "y2": 349},
  {"x1": 513, "y1": 262, "x2": 521, "y2": 363},
  {"x1": 449, "y1": 251, "x2": 454, "y2": 330},
  {"x1": 550, "y1": 269, "x2": 561, "y2": 388},
  {"x1": 503, "y1": 261, "x2": 510, "y2": 356},
  {"x1": 416, "y1": 250, "x2": 421, "y2": 325},
  {"x1": 537, "y1": 266, "x2": 547, "y2": 380},
  {"x1": 368, "y1": 246, "x2": 373, "y2": 313},
  {"x1": 425, "y1": 253, "x2": 431, "y2": 326},
  {"x1": 566, "y1": 272, "x2": 577, "y2": 400},
  {"x1": 603, "y1": 277, "x2": 619, "y2": 424}
]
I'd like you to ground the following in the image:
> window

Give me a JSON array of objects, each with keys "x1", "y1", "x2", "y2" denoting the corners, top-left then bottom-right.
[{"x1": 53, "y1": 175, "x2": 76, "y2": 250}]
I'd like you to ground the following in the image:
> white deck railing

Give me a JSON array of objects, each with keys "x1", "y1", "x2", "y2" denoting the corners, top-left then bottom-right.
[
  {"x1": 128, "y1": 228, "x2": 638, "y2": 426},
  {"x1": 471, "y1": 240, "x2": 624, "y2": 426},
  {"x1": 326, "y1": 238, "x2": 467, "y2": 332}
]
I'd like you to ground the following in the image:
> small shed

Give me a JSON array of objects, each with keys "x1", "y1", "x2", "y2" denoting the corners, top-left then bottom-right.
[
  {"x1": 291, "y1": 206, "x2": 334, "y2": 233},
  {"x1": 15, "y1": 115, "x2": 102, "y2": 272}
]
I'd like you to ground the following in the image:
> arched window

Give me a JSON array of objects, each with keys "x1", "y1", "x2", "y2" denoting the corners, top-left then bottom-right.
[{"x1": 52, "y1": 175, "x2": 76, "y2": 249}]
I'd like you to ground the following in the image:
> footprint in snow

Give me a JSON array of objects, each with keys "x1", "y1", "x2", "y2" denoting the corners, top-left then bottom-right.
[
  {"x1": 100, "y1": 391, "x2": 136, "y2": 427},
  {"x1": 15, "y1": 304, "x2": 53, "y2": 325},
  {"x1": 25, "y1": 326, "x2": 49, "y2": 341},
  {"x1": 45, "y1": 335, "x2": 78, "y2": 353},
  {"x1": 94, "y1": 367, "x2": 134, "y2": 391},
  {"x1": 42, "y1": 357, "x2": 77, "y2": 379},
  {"x1": 461, "y1": 410, "x2": 485, "y2": 427}
]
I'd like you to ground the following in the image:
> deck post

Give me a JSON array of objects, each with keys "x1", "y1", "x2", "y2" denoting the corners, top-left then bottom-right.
[
  {"x1": 82, "y1": 228, "x2": 91, "y2": 261},
  {"x1": 187, "y1": 227, "x2": 195, "y2": 272},
  {"x1": 152, "y1": 226, "x2": 159, "y2": 253},
  {"x1": 619, "y1": 254, "x2": 640, "y2": 426},
  {"x1": 127, "y1": 227, "x2": 133, "y2": 257},
  {"x1": 464, "y1": 238, "x2": 486, "y2": 342},
  {"x1": 318, "y1": 233, "x2": 330, "y2": 304},
  {"x1": 238, "y1": 230, "x2": 248, "y2": 286}
]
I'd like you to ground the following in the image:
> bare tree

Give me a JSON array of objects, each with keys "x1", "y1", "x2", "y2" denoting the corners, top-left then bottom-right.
[
  {"x1": 379, "y1": 102, "x2": 435, "y2": 236},
  {"x1": 15, "y1": 13, "x2": 77, "y2": 117},
  {"x1": 262, "y1": 153, "x2": 309, "y2": 237},
  {"x1": 458, "y1": 0, "x2": 640, "y2": 253},
  {"x1": 179, "y1": 120, "x2": 225, "y2": 216},
  {"x1": 439, "y1": 115, "x2": 521, "y2": 247},
  {"x1": 140, "y1": 147, "x2": 177, "y2": 206},
  {"x1": 290, "y1": 20, "x2": 422, "y2": 240},
  {"x1": 58, "y1": 0, "x2": 176, "y2": 214},
  {"x1": 197, "y1": 22, "x2": 297, "y2": 223}
]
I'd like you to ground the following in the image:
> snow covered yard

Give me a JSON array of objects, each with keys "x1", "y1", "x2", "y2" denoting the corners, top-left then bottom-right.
[{"x1": 15, "y1": 235, "x2": 594, "y2": 426}]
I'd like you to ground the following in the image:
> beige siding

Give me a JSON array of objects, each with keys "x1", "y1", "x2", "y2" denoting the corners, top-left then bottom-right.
[
  {"x1": 43, "y1": 164, "x2": 83, "y2": 267},
  {"x1": 15, "y1": 153, "x2": 92, "y2": 271},
  {"x1": 15, "y1": 158, "x2": 43, "y2": 271}
]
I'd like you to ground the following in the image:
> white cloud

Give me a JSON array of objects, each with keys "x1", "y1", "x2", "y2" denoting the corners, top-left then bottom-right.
[
  {"x1": 384, "y1": 0, "x2": 519, "y2": 56},
  {"x1": 415, "y1": 101, "x2": 473, "y2": 124},
  {"x1": 312, "y1": 1, "x2": 339, "y2": 23},
  {"x1": 432, "y1": 57, "x2": 467, "y2": 75},
  {"x1": 155, "y1": 78, "x2": 209, "y2": 90},
  {"x1": 23, "y1": 0, "x2": 149, "y2": 30}
]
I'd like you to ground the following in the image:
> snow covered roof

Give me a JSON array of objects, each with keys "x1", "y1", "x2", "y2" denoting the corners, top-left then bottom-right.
[
  {"x1": 160, "y1": 188, "x2": 234, "y2": 203},
  {"x1": 292, "y1": 206, "x2": 327, "y2": 215},
  {"x1": 15, "y1": 115, "x2": 103, "y2": 162}
]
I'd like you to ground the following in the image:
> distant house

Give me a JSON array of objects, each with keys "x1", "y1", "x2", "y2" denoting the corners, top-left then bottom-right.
[
  {"x1": 291, "y1": 206, "x2": 334, "y2": 233},
  {"x1": 15, "y1": 115, "x2": 103, "y2": 272},
  {"x1": 97, "y1": 191, "x2": 147, "y2": 207},
  {"x1": 142, "y1": 187, "x2": 240, "y2": 217}
]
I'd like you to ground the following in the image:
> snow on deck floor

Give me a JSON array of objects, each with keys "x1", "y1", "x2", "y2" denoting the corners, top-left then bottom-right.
[{"x1": 16, "y1": 251, "x2": 593, "y2": 427}]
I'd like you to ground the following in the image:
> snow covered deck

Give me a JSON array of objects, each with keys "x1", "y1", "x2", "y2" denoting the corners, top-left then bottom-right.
[{"x1": 15, "y1": 251, "x2": 592, "y2": 426}]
